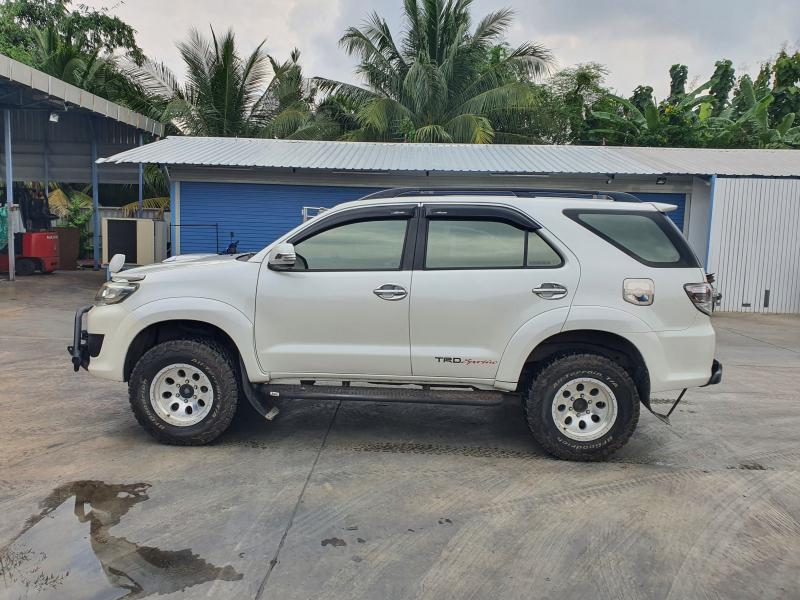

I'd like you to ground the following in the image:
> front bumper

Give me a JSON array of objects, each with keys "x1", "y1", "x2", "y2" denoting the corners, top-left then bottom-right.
[{"x1": 68, "y1": 305, "x2": 104, "y2": 371}]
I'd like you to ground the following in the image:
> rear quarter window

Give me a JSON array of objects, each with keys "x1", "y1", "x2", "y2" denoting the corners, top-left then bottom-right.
[{"x1": 564, "y1": 209, "x2": 700, "y2": 268}]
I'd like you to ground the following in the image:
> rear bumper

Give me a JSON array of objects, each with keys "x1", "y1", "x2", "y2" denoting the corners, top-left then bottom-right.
[{"x1": 626, "y1": 315, "x2": 717, "y2": 393}]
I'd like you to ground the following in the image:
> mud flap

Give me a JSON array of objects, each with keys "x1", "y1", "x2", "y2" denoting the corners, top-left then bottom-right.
[
  {"x1": 238, "y1": 358, "x2": 279, "y2": 421},
  {"x1": 642, "y1": 388, "x2": 687, "y2": 425}
]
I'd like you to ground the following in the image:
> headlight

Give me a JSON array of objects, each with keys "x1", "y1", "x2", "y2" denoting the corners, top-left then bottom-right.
[{"x1": 95, "y1": 281, "x2": 139, "y2": 305}]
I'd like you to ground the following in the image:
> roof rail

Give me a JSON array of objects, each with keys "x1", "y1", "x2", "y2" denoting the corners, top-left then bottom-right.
[{"x1": 358, "y1": 188, "x2": 642, "y2": 203}]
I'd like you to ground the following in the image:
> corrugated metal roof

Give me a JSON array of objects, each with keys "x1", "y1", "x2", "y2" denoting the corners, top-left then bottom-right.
[
  {"x1": 0, "y1": 53, "x2": 164, "y2": 137},
  {"x1": 98, "y1": 136, "x2": 800, "y2": 177}
]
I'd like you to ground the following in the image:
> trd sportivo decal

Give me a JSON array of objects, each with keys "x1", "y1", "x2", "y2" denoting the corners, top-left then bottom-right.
[{"x1": 434, "y1": 356, "x2": 498, "y2": 366}]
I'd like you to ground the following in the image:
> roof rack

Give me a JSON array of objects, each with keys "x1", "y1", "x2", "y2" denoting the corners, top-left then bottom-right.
[{"x1": 358, "y1": 188, "x2": 642, "y2": 203}]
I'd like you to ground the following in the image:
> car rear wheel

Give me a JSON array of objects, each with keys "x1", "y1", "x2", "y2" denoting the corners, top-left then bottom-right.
[
  {"x1": 129, "y1": 339, "x2": 239, "y2": 445},
  {"x1": 523, "y1": 353, "x2": 640, "y2": 461}
]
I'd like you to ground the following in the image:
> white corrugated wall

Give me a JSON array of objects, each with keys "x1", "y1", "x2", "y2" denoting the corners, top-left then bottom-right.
[{"x1": 707, "y1": 177, "x2": 800, "y2": 313}]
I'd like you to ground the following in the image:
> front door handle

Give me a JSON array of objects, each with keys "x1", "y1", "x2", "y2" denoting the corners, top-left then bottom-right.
[
  {"x1": 373, "y1": 284, "x2": 407, "y2": 301},
  {"x1": 533, "y1": 283, "x2": 568, "y2": 300}
]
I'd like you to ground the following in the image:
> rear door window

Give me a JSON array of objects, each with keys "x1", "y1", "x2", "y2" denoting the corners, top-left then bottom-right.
[
  {"x1": 424, "y1": 219, "x2": 562, "y2": 269},
  {"x1": 565, "y1": 209, "x2": 700, "y2": 268}
]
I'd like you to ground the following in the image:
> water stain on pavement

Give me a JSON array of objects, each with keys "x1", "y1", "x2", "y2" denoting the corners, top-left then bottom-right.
[{"x1": 0, "y1": 480, "x2": 242, "y2": 599}]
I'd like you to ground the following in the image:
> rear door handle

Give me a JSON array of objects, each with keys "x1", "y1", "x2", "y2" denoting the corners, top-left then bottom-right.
[
  {"x1": 373, "y1": 284, "x2": 407, "y2": 301},
  {"x1": 533, "y1": 283, "x2": 568, "y2": 300}
]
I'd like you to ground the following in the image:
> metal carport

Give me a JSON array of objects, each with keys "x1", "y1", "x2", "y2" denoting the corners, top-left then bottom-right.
[{"x1": 0, "y1": 53, "x2": 164, "y2": 280}]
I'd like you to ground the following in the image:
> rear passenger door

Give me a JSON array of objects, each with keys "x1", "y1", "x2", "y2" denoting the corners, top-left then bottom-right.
[{"x1": 409, "y1": 204, "x2": 580, "y2": 380}]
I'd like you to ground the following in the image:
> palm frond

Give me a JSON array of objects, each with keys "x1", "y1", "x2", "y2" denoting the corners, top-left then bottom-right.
[
  {"x1": 120, "y1": 197, "x2": 170, "y2": 217},
  {"x1": 445, "y1": 113, "x2": 494, "y2": 143}
]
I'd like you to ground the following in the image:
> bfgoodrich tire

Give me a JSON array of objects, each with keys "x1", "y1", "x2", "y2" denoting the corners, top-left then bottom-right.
[
  {"x1": 129, "y1": 339, "x2": 239, "y2": 445},
  {"x1": 524, "y1": 353, "x2": 640, "y2": 461}
]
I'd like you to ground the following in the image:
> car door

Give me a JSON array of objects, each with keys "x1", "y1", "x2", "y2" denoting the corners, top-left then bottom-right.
[
  {"x1": 255, "y1": 204, "x2": 417, "y2": 377},
  {"x1": 409, "y1": 204, "x2": 580, "y2": 380}
]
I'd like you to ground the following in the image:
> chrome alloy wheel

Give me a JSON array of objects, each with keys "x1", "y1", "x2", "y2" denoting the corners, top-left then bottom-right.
[
  {"x1": 551, "y1": 377, "x2": 618, "y2": 441},
  {"x1": 149, "y1": 363, "x2": 214, "y2": 427}
]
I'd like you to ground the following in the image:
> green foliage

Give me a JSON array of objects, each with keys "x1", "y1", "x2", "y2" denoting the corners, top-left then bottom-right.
[
  {"x1": 314, "y1": 0, "x2": 553, "y2": 142},
  {"x1": 709, "y1": 59, "x2": 735, "y2": 116},
  {"x1": 49, "y1": 187, "x2": 92, "y2": 257},
  {"x1": 588, "y1": 77, "x2": 712, "y2": 147},
  {"x1": 630, "y1": 85, "x2": 654, "y2": 114},
  {"x1": 129, "y1": 29, "x2": 335, "y2": 139},
  {"x1": 1, "y1": 0, "x2": 797, "y2": 151},
  {"x1": 588, "y1": 53, "x2": 800, "y2": 149},
  {"x1": 0, "y1": 0, "x2": 143, "y2": 67},
  {"x1": 770, "y1": 50, "x2": 800, "y2": 124},
  {"x1": 506, "y1": 62, "x2": 609, "y2": 144},
  {"x1": 669, "y1": 64, "x2": 687, "y2": 101},
  {"x1": 703, "y1": 76, "x2": 800, "y2": 148}
]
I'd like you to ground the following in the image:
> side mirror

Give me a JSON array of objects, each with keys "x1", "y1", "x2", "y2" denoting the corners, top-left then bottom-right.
[
  {"x1": 268, "y1": 242, "x2": 296, "y2": 270},
  {"x1": 108, "y1": 253, "x2": 126, "y2": 273}
]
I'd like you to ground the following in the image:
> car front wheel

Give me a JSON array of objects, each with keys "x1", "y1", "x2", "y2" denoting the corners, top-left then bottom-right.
[
  {"x1": 523, "y1": 353, "x2": 640, "y2": 461},
  {"x1": 128, "y1": 339, "x2": 239, "y2": 445}
]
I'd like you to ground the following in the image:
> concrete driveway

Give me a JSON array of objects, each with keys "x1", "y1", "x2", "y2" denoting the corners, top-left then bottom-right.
[{"x1": 1, "y1": 271, "x2": 799, "y2": 600}]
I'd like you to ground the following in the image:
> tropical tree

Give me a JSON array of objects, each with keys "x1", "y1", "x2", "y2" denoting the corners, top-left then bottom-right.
[
  {"x1": 668, "y1": 64, "x2": 688, "y2": 101},
  {"x1": 29, "y1": 24, "x2": 127, "y2": 97},
  {"x1": 0, "y1": 0, "x2": 143, "y2": 67},
  {"x1": 709, "y1": 59, "x2": 735, "y2": 116},
  {"x1": 588, "y1": 79, "x2": 713, "y2": 146},
  {"x1": 131, "y1": 28, "x2": 327, "y2": 139},
  {"x1": 703, "y1": 77, "x2": 800, "y2": 148},
  {"x1": 505, "y1": 62, "x2": 609, "y2": 144},
  {"x1": 769, "y1": 50, "x2": 800, "y2": 124},
  {"x1": 315, "y1": 0, "x2": 553, "y2": 143}
]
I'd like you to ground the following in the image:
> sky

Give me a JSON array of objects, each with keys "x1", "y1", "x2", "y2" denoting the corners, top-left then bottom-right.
[{"x1": 84, "y1": 0, "x2": 800, "y2": 99}]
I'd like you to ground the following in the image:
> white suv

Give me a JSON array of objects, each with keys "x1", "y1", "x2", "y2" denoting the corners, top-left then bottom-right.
[{"x1": 69, "y1": 189, "x2": 721, "y2": 461}]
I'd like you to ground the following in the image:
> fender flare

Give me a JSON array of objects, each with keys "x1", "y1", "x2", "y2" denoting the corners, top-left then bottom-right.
[
  {"x1": 495, "y1": 307, "x2": 571, "y2": 387},
  {"x1": 124, "y1": 297, "x2": 265, "y2": 382},
  {"x1": 495, "y1": 305, "x2": 653, "y2": 392}
]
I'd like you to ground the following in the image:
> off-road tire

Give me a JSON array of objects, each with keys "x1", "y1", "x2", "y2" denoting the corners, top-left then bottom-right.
[
  {"x1": 523, "y1": 353, "x2": 639, "y2": 461},
  {"x1": 129, "y1": 338, "x2": 239, "y2": 445}
]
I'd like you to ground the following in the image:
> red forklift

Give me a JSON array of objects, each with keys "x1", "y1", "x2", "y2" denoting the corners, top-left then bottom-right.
[{"x1": 0, "y1": 184, "x2": 59, "y2": 276}]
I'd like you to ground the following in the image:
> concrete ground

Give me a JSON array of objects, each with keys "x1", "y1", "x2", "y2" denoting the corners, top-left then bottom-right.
[{"x1": 1, "y1": 270, "x2": 799, "y2": 600}]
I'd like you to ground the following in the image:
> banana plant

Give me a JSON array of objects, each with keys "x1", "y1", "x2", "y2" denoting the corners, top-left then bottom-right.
[
  {"x1": 588, "y1": 80, "x2": 713, "y2": 145},
  {"x1": 702, "y1": 77, "x2": 800, "y2": 148}
]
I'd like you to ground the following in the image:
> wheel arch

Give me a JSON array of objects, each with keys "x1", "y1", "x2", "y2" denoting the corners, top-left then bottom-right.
[
  {"x1": 124, "y1": 319, "x2": 241, "y2": 381},
  {"x1": 519, "y1": 329, "x2": 650, "y2": 408}
]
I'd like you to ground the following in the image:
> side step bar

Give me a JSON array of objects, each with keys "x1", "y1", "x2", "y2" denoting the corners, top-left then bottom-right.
[{"x1": 261, "y1": 384, "x2": 510, "y2": 406}]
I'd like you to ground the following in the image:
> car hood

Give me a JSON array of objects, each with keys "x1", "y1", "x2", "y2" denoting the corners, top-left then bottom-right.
[{"x1": 113, "y1": 253, "x2": 251, "y2": 279}]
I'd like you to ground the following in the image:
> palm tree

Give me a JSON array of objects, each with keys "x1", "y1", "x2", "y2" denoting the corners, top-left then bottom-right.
[
  {"x1": 315, "y1": 0, "x2": 553, "y2": 143},
  {"x1": 131, "y1": 27, "x2": 321, "y2": 138},
  {"x1": 31, "y1": 24, "x2": 124, "y2": 97},
  {"x1": 261, "y1": 49, "x2": 343, "y2": 140}
]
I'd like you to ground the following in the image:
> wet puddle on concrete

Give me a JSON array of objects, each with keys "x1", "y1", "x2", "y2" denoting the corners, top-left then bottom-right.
[{"x1": 0, "y1": 481, "x2": 242, "y2": 599}]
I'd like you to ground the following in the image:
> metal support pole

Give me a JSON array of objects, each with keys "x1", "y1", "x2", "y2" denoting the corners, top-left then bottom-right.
[
  {"x1": 43, "y1": 116, "x2": 49, "y2": 198},
  {"x1": 137, "y1": 133, "x2": 144, "y2": 217},
  {"x1": 4, "y1": 109, "x2": 15, "y2": 281},
  {"x1": 91, "y1": 136, "x2": 100, "y2": 269}
]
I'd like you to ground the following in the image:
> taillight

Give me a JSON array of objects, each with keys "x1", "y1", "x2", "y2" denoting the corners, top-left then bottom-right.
[{"x1": 684, "y1": 282, "x2": 713, "y2": 315}]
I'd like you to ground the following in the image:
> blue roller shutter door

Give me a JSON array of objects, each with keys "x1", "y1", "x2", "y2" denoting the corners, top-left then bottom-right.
[{"x1": 178, "y1": 182, "x2": 379, "y2": 253}]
